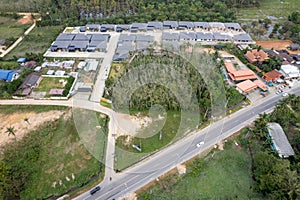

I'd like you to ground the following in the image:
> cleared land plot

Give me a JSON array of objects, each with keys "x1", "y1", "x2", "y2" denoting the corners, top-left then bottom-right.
[
  {"x1": 5, "y1": 25, "x2": 63, "y2": 59},
  {"x1": 115, "y1": 111, "x2": 198, "y2": 170},
  {"x1": 256, "y1": 40, "x2": 300, "y2": 54},
  {"x1": 138, "y1": 141, "x2": 261, "y2": 200},
  {"x1": 0, "y1": 16, "x2": 31, "y2": 41},
  {"x1": 34, "y1": 77, "x2": 67, "y2": 95},
  {"x1": 0, "y1": 106, "x2": 108, "y2": 199},
  {"x1": 237, "y1": 0, "x2": 300, "y2": 20}
]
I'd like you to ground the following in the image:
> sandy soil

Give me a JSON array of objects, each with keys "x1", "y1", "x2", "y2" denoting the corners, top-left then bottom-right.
[
  {"x1": 115, "y1": 113, "x2": 152, "y2": 138},
  {"x1": 18, "y1": 13, "x2": 32, "y2": 24},
  {"x1": 256, "y1": 40, "x2": 300, "y2": 54},
  {"x1": 0, "y1": 110, "x2": 66, "y2": 147}
]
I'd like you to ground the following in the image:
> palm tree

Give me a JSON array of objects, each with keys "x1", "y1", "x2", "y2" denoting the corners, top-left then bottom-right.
[{"x1": 6, "y1": 126, "x2": 16, "y2": 139}]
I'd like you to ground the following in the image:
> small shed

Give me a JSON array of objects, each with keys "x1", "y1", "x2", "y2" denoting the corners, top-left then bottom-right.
[
  {"x1": 49, "y1": 89, "x2": 64, "y2": 96},
  {"x1": 17, "y1": 58, "x2": 26, "y2": 63}
]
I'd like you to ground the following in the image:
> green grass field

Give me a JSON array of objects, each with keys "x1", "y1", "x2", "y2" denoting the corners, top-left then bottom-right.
[
  {"x1": 5, "y1": 25, "x2": 63, "y2": 59},
  {"x1": 34, "y1": 77, "x2": 68, "y2": 95},
  {"x1": 0, "y1": 16, "x2": 31, "y2": 42},
  {"x1": 138, "y1": 141, "x2": 262, "y2": 200},
  {"x1": 1, "y1": 106, "x2": 108, "y2": 199},
  {"x1": 237, "y1": 0, "x2": 300, "y2": 20}
]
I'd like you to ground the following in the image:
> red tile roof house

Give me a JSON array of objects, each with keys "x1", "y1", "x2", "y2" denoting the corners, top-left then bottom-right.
[
  {"x1": 244, "y1": 49, "x2": 269, "y2": 64},
  {"x1": 262, "y1": 70, "x2": 284, "y2": 82}
]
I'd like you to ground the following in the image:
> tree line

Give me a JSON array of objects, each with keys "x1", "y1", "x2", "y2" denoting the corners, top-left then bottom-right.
[{"x1": 0, "y1": 0, "x2": 265, "y2": 27}]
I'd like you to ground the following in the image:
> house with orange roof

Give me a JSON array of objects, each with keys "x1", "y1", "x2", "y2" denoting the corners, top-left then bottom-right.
[
  {"x1": 262, "y1": 70, "x2": 284, "y2": 82},
  {"x1": 228, "y1": 70, "x2": 257, "y2": 82},
  {"x1": 236, "y1": 80, "x2": 257, "y2": 93},
  {"x1": 224, "y1": 61, "x2": 236, "y2": 74},
  {"x1": 253, "y1": 80, "x2": 267, "y2": 91},
  {"x1": 244, "y1": 49, "x2": 269, "y2": 64}
]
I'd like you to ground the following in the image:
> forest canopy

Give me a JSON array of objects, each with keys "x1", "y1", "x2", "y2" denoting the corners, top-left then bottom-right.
[{"x1": 0, "y1": 0, "x2": 261, "y2": 26}]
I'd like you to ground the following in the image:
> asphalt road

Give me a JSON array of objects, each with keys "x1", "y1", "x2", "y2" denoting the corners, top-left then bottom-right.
[
  {"x1": 75, "y1": 85, "x2": 300, "y2": 200},
  {"x1": 1, "y1": 86, "x2": 299, "y2": 200}
]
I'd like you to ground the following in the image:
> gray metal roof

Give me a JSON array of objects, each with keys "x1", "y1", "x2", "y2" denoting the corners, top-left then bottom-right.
[
  {"x1": 52, "y1": 40, "x2": 71, "y2": 49},
  {"x1": 119, "y1": 34, "x2": 136, "y2": 41},
  {"x1": 209, "y1": 22, "x2": 225, "y2": 29},
  {"x1": 113, "y1": 51, "x2": 129, "y2": 61},
  {"x1": 56, "y1": 33, "x2": 75, "y2": 41},
  {"x1": 180, "y1": 32, "x2": 196, "y2": 40},
  {"x1": 268, "y1": 123, "x2": 295, "y2": 158},
  {"x1": 224, "y1": 23, "x2": 242, "y2": 30},
  {"x1": 73, "y1": 34, "x2": 92, "y2": 41},
  {"x1": 233, "y1": 33, "x2": 252, "y2": 41},
  {"x1": 163, "y1": 21, "x2": 178, "y2": 28},
  {"x1": 117, "y1": 42, "x2": 135, "y2": 52},
  {"x1": 100, "y1": 24, "x2": 115, "y2": 30},
  {"x1": 136, "y1": 34, "x2": 154, "y2": 42},
  {"x1": 131, "y1": 23, "x2": 148, "y2": 30},
  {"x1": 19, "y1": 72, "x2": 41, "y2": 89},
  {"x1": 147, "y1": 22, "x2": 163, "y2": 29},
  {"x1": 91, "y1": 34, "x2": 110, "y2": 41},
  {"x1": 196, "y1": 32, "x2": 214, "y2": 40},
  {"x1": 89, "y1": 40, "x2": 107, "y2": 49},
  {"x1": 178, "y1": 21, "x2": 194, "y2": 29},
  {"x1": 116, "y1": 24, "x2": 130, "y2": 30},
  {"x1": 162, "y1": 32, "x2": 179, "y2": 41},
  {"x1": 193, "y1": 22, "x2": 210, "y2": 29},
  {"x1": 136, "y1": 41, "x2": 151, "y2": 51},
  {"x1": 213, "y1": 32, "x2": 232, "y2": 41},
  {"x1": 69, "y1": 40, "x2": 89, "y2": 49},
  {"x1": 86, "y1": 24, "x2": 100, "y2": 30}
]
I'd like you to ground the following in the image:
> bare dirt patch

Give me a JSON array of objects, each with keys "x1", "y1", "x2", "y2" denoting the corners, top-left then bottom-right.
[
  {"x1": 18, "y1": 13, "x2": 32, "y2": 24},
  {"x1": 0, "y1": 110, "x2": 66, "y2": 147},
  {"x1": 256, "y1": 40, "x2": 300, "y2": 54}
]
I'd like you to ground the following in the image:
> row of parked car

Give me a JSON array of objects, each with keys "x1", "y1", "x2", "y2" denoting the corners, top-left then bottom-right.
[{"x1": 276, "y1": 85, "x2": 288, "y2": 96}]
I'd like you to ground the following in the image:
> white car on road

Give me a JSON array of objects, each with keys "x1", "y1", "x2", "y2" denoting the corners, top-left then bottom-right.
[
  {"x1": 282, "y1": 93, "x2": 288, "y2": 97},
  {"x1": 196, "y1": 141, "x2": 205, "y2": 148}
]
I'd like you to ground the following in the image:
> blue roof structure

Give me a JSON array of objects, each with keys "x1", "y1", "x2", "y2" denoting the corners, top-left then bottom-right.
[
  {"x1": 0, "y1": 69, "x2": 16, "y2": 81},
  {"x1": 17, "y1": 58, "x2": 26, "y2": 63}
]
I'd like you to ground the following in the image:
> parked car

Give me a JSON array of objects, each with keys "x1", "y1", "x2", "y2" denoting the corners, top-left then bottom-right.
[
  {"x1": 90, "y1": 186, "x2": 101, "y2": 195},
  {"x1": 282, "y1": 93, "x2": 288, "y2": 97},
  {"x1": 196, "y1": 141, "x2": 205, "y2": 148}
]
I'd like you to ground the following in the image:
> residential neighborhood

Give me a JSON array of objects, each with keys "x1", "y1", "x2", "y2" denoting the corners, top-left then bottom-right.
[{"x1": 0, "y1": 1, "x2": 300, "y2": 200}]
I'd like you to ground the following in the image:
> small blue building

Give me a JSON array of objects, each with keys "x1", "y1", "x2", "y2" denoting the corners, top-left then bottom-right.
[{"x1": 0, "y1": 69, "x2": 18, "y2": 82}]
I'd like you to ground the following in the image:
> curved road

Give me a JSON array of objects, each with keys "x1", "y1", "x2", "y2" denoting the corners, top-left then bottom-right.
[{"x1": 1, "y1": 85, "x2": 300, "y2": 200}]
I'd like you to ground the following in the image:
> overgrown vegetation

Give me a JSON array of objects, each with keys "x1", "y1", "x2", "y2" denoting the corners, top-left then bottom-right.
[
  {"x1": 4, "y1": 25, "x2": 63, "y2": 61},
  {"x1": 0, "y1": 108, "x2": 108, "y2": 199},
  {"x1": 63, "y1": 76, "x2": 75, "y2": 96}
]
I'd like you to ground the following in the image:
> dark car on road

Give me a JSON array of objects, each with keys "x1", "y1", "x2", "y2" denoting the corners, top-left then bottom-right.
[{"x1": 90, "y1": 186, "x2": 101, "y2": 195}]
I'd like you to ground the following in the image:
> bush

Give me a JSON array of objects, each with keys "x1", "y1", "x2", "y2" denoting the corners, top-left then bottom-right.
[{"x1": 63, "y1": 76, "x2": 75, "y2": 96}]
